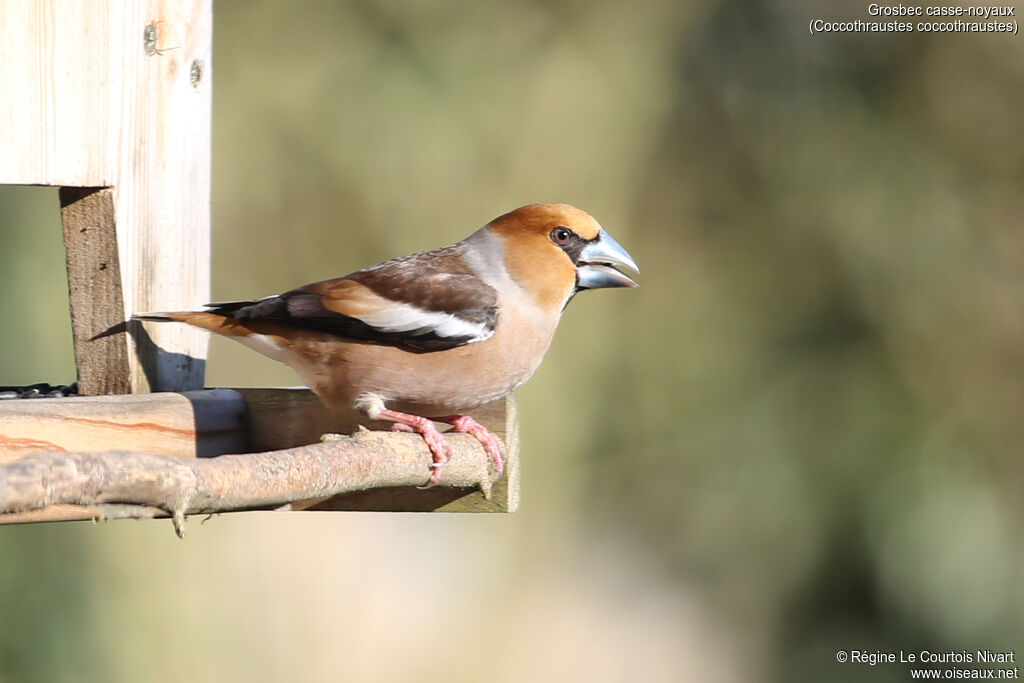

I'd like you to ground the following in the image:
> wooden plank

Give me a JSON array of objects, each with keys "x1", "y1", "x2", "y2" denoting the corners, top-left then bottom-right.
[
  {"x1": 0, "y1": 389, "x2": 247, "y2": 463},
  {"x1": 0, "y1": 390, "x2": 519, "y2": 520},
  {"x1": 60, "y1": 187, "x2": 131, "y2": 394},
  {"x1": 117, "y1": 0, "x2": 212, "y2": 392},
  {"x1": 0, "y1": 1, "x2": 117, "y2": 185},
  {"x1": 0, "y1": 0, "x2": 212, "y2": 392},
  {"x1": 232, "y1": 388, "x2": 369, "y2": 453}
]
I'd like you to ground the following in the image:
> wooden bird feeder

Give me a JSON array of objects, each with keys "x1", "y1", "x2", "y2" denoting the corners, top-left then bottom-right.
[{"x1": 0, "y1": 0, "x2": 517, "y2": 531}]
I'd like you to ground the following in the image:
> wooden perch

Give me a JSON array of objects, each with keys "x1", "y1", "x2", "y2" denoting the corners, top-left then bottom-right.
[
  {"x1": 0, "y1": 389, "x2": 520, "y2": 526},
  {"x1": 0, "y1": 430, "x2": 498, "y2": 537}
]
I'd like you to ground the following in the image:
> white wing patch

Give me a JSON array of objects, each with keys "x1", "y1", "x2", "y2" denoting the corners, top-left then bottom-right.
[
  {"x1": 359, "y1": 302, "x2": 493, "y2": 343},
  {"x1": 237, "y1": 333, "x2": 291, "y2": 363}
]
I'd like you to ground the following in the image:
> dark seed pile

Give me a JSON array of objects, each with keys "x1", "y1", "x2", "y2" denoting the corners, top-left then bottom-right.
[{"x1": 0, "y1": 382, "x2": 79, "y2": 399}]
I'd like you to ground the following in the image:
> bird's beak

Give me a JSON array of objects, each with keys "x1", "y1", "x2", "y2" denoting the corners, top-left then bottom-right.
[{"x1": 576, "y1": 230, "x2": 640, "y2": 289}]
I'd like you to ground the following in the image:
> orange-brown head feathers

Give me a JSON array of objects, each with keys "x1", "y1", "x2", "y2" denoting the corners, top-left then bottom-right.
[
  {"x1": 478, "y1": 203, "x2": 638, "y2": 312},
  {"x1": 487, "y1": 203, "x2": 605, "y2": 241}
]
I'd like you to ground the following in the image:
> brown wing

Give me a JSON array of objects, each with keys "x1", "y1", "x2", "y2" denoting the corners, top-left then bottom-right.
[{"x1": 206, "y1": 245, "x2": 498, "y2": 351}]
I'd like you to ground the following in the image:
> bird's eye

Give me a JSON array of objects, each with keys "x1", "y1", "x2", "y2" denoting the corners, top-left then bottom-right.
[{"x1": 550, "y1": 226, "x2": 573, "y2": 246}]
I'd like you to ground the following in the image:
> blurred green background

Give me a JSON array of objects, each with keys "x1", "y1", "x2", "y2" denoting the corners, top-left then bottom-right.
[{"x1": 2, "y1": 1, "x2": 1023, "y2": 681}]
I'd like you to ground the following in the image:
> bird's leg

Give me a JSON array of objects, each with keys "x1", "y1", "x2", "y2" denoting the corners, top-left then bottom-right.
[
  {"x1": 375, "y1": 408, "x2": 453, "y2": 488},
  {"x1": 435, "y1": 415, "x2": 505, "y2": 479}
]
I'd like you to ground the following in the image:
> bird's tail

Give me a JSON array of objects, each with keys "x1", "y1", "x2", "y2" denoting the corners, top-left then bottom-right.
[
  {"x1": 132, "y1": 310, "x2": 253, "y2": 336},
  {"x1": 132, "y1": 312, "x2": 176, "y2": 322},
  {"x1": 92, "y1": 311, "x2": 195, "y2": 341},
  {"x1": 132, "y1": 311, "x2": 207, "y2": 324}
]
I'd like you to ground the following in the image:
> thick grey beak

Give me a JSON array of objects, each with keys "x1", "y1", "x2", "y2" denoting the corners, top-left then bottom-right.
[{"x1": 576, "y1": 229, "x2": 639, "y2": 289}]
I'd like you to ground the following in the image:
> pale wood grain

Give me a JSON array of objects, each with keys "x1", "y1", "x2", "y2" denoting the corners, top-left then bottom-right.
[
  {"x1": 0, "y1": 1, "x2": 116, "y2": 185},
  {"x1": 117, "y1": 0, "x2": 212, "y2": 392},
  {"x1": 0, "y1": 0, "x2": 212, "y2": 392},
  {"x1": 0, "y1": 389, "x2": 247, "y2": 463}
]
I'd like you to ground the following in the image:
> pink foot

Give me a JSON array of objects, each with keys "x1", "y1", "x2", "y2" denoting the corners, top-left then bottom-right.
[
  {"x1": 436, "y1": 415, "x2": 505, "y2": 479},
  {"x1": 377, "y1": 409, "x2": 452, "y2": 488}
]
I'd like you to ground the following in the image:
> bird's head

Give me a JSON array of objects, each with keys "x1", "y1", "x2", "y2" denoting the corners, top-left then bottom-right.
[{"x1": 484, "y1": 203, "x2": 639, "y2": 311}]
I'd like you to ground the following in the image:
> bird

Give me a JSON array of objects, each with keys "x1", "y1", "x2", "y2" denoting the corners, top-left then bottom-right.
[{"x1": 135, "y1": 203, "x2": 638, "y2": 488}]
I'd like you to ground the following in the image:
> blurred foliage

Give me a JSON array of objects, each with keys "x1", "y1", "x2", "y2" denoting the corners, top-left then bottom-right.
[
  {"x1": 1, "y1": 0, "x2": 1022, "y2": 681},
  {"x1": 588, "y1": 0, "x2": 1024, "y2": 678},
  {"x1": 0, "y1": 525, "x2": 106, "y2": 683}
]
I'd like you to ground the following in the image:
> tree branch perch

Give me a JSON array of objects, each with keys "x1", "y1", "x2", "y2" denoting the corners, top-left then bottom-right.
[{"x1": 0, "y1": 430, "x2": 496, "y2": 537}]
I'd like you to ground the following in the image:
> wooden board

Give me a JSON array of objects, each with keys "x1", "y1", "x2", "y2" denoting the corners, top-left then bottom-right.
[
  {"x1": 0, "y1": 389, "x2": 247, "y2": 463},
  {"x1": 0, "y1": 0, "x2": 212, "y2": 393},
  {"x1": 60, "y1": 187, "x2": 132, "y2": 394}
]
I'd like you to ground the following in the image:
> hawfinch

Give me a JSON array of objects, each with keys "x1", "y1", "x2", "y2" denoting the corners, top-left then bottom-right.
[{"x1": 136, "y1": 203, "x2": 638, "y2": 487}]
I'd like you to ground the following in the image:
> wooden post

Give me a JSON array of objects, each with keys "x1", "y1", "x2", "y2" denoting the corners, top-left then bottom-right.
[
  {"x1": 0, "y1": 0, "x2": 212, "y2": 393},
  {"x1": 60, "y1": 187, "x2": 131, "y2": 394}
]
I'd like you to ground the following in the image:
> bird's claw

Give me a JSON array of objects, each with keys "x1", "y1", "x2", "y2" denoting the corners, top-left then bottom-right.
[
  {"x1": 441, "y1": 415, "x2": 505, "y2": 479},
  {"x1": 417, "y1": 461, "x2": 445, "y2": 489},
  {"x1": 378, "y1": 408, "x2": 503, "y2": 489}
]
